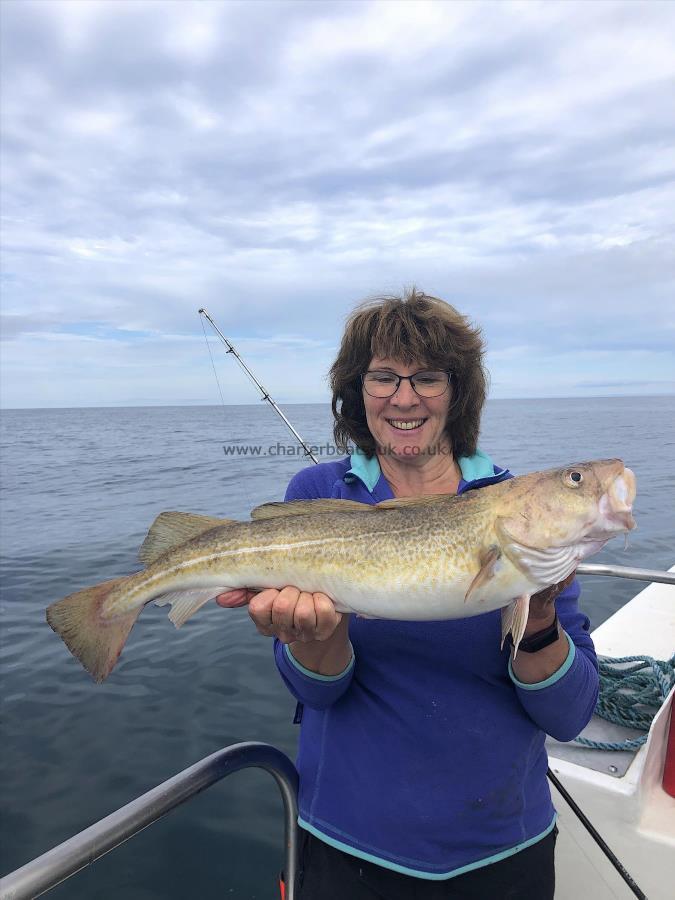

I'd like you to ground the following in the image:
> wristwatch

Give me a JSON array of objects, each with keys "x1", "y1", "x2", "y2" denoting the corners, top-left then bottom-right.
[{"x1": 508, "y1": 614, "x2": 560, "y2": 653}]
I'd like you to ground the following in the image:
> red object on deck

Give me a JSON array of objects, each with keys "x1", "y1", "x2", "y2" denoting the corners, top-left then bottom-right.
[
  {"x1": 278, "y1": 872, "x2": 286, "y2": 899},
  {"x1": 663, "y1": 702, "x2": 675, "y2": 798}
]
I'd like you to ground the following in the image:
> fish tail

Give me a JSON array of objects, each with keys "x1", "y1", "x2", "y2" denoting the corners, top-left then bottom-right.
[{"x1": 46, "y1": 577, "x2": 141, "y2": 683}]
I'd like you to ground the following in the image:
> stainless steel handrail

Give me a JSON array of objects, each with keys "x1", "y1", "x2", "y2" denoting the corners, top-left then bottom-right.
[
  {"x1": 0, "y1": 742, "x2": 299, "y2": 900},
  {"x1": 576, "y1": 564, "x2": 675, "y2": 585}
]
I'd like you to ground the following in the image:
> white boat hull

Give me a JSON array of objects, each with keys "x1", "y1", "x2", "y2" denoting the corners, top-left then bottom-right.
[{"x1": 551, "y1": 570, "x2": 675, "y2": 899}]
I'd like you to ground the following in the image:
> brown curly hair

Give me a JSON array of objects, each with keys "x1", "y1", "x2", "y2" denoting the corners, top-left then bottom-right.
[{"x1": 329, "y1": 289, "x2": 488, "y2": 459}]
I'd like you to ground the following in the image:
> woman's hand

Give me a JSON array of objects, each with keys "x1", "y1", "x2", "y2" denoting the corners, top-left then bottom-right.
[
  {"x1": 216, "y1": 586, "x2": 343, "y2": 645},
  {"x1": 510, "y1": 571, "x2": 576, "y2": 684},
  {"x1": 216, "y1": 586, "x2": 351, "y2": 676},
  {"x1": 524, "y1": 571, "x2": 576, "y2": 637}
]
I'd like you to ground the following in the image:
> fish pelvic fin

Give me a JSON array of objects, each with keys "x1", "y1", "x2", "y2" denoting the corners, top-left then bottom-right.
[
  {"x1": 139, "y1": 511, "x2": 236, "y2": 565},
  {"x1": 154, "y1": 588, "x2": 230, "y2": 627},
  {"x1": 500, "y1": 594, "x2": 531, "y2": 657},
  {"x1": 464, "y1": 545, "x2": 502, "y2": 603},
  {"x1": 46, "y1": 577, "x2": 141, "y2": 683}
]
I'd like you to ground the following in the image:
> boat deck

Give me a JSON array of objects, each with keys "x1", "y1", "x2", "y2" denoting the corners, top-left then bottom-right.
[{"x1": 550, "y1": 569, "x2": 675, "y2": 899}]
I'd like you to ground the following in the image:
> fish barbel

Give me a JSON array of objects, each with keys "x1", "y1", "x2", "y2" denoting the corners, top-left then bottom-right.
[{"x1": 46, "y1": 459, "x2": 636, "y2": 682}]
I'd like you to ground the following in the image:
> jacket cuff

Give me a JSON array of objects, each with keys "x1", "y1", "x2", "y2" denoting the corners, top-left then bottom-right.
[
  {"x1": 508, "y1": 631, "x2": 575, "y2": 690},
  {"x1": 284, "y1": 642, "x2": 355, "y2": 681},
  {"x1": 274, "y1": 638, "x2": 355, "y2": 709}
]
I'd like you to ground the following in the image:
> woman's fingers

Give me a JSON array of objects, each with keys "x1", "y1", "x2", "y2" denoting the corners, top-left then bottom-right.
[
  {"x1": 270, "y1": 586, "x2": 302, "y2": 643},
  {"x1": 529, "y1": 571, "x2": 577, "y2": 615},
  {"x1": 293, "y1": 592, "x2": 317, "y2": 642},
  {"x1": 215, "y1": 589, "x2": 250, "y2": 608},
  {"x1": 314, "y1": 592, "x2": 343, "y2": 641},
  {"x1": 245, "y1": 586, "x2": 341, "y2": 644},
  {"x1": 249, "y1": 589, "x2": 282, "y2": 636}
]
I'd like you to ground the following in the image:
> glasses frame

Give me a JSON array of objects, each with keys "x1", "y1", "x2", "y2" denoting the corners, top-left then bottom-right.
[{"x1": 361, "y1": 369, "x2": 452, "y2": 399}]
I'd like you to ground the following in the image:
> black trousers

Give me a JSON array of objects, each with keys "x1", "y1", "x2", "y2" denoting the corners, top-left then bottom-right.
[{"x1": 294, "y1": 827, "x2": 557, "y2": 900}]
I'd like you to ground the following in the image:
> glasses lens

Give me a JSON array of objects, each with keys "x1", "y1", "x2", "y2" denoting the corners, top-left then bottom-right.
[
  {"x1": 363, "y1": 371, "x2": 399, "y2": 397},
  {"x1": 363, "y1": 371, "x2": 450, "y2": 397},
  {"x1": 411, "y1": 371, "x2": 449, "y2": 397}
]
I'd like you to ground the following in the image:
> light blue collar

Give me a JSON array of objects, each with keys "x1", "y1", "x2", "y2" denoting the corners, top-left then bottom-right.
[
  {"x1": 346, "y1": 446, "x2": 496, "y2": 493},
  {"x1": 345, "y1": 447, "x2": 382, "y2": 492},
  {"x1": 457, "y1": 448, "x2": 497, "y2": 482}
]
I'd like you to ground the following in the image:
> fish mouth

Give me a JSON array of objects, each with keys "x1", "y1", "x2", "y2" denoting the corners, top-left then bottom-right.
[
  {"x1": 591, "y1": 466, "x2": 637, "y2": 537},
  {"x1": 386, "y1": 418, "x2": 427, "y2": 432}
]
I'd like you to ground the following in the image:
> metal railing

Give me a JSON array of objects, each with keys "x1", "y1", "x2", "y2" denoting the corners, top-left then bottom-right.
[
  {"x1": 576, "y1": 563, "x2": 675, "y2": 586},
  {"x1": 0, "y1": 742, "x2": 299, "y2": 900}
]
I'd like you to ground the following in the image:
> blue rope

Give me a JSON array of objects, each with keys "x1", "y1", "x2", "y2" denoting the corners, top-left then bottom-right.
[{"x1": 573, "y1": 654, "x2": 675, "y2": 751}]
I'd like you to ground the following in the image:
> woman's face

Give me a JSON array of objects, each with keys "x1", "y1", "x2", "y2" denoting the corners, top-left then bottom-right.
[{"x1": 362, "y1": 356, "x2": 452, "y2": 462}]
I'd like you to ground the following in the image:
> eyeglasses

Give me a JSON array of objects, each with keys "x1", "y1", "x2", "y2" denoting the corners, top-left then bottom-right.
[{"x1": 362, "y1": 369, "x2": 451, "y2": 399}]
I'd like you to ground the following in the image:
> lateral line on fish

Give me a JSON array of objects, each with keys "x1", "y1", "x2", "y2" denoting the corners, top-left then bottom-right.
[
  {"x1": 108, "y1": 527, "x2": 406, "y2": 614},
  {"x1": 169, "y1": 529, "x2": 398, "y2": 568}
]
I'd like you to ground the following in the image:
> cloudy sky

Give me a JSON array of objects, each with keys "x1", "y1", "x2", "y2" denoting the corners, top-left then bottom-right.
[{"x1": 2, "y1": 0, "x2": 674, "y2": 408}]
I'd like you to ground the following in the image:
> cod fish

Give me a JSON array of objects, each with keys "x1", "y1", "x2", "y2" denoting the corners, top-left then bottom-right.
[{"x1": 47, "y1": 459, "x2": 636, "y2": 682}]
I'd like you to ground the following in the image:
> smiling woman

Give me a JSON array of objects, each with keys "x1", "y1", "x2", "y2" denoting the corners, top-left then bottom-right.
[
  {"x1": 330, "y1": 291, "x2": 487, "y2": 467},
  {"x1": 327, "y1": 291, "x2": 488, "y2": 498},
  {"x1": 217, "y1": 288, "x2": 599, "y2": 899}
]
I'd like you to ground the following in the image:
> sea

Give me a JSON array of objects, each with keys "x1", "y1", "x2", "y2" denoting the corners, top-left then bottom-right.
[{"x1": 1, "y1": 397, "x2": 674, "y2": 899}]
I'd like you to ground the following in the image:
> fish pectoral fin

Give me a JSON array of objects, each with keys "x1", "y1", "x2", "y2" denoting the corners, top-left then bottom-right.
[
  {"x1": 464, "y1": 545, "x2": 502, "y2": 603},
  {"x1": 251, "y1": 499, "x2": 373, "y2": 520},
  {"x1": 154, "y1": 588, "x2": 229, "y2": 628},
  {"x1": 501, "y1": 595, "x2": 531, "y2": 656},
  {"x1": 139, "y1": 512, "x2": 236, "y2": 566}
]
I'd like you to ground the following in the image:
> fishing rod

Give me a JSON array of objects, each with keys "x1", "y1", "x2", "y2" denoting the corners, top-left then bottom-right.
[
  {"x1": 546, "y1": 770, "x2": 646, "y2": 899},
  {"x1": 200, "y1": 311, "x2": 657, "y2": 896},
  {"x1": 198, "y1": 307, "x2": 319, "y2": 464}
]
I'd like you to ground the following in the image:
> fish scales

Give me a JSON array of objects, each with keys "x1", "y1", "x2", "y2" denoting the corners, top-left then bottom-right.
[{"x1": 110, "y1": 501, "x2": 492, "y2": 620}]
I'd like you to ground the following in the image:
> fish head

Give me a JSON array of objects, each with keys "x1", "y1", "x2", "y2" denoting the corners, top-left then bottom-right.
[{"x1": 495, "y1": 459, "x2": 636, "y2": 585}]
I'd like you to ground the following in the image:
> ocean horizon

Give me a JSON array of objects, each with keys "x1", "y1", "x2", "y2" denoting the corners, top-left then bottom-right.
[{"x1": 3, "y1": 390, "x2": 675, "y2": 411}]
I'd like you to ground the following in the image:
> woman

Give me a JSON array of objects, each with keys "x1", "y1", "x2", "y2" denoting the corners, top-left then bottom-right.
[{"x1": 218, "y1": 290, "x2": 599, "y2": 899}]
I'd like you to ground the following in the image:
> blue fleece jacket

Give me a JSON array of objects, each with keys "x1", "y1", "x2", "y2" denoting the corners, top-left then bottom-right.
[{"x1": 274, "y1": 449, "x2": 599, "y2": 880}]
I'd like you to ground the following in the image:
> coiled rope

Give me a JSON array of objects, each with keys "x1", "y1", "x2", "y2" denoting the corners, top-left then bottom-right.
[{"x1": 574, "y1": 653, "x2": 675, "y2": 751}]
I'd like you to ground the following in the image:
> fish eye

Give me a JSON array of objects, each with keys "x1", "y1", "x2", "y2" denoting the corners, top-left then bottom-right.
[{"x1": 567, "y1": 470, "x2": 583, "y2": 485}]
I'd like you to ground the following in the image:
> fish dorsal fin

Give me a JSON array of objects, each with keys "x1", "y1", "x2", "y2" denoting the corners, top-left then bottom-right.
[
  {"x1": 375, "y1": 494, "x2": 451, "y2": 510},
  {"x1": 251, "y1": 498, "x2": 374, "y2": 520},
  {"x1": 139, "y1": 512, "x2": 236, "y2": 565}
]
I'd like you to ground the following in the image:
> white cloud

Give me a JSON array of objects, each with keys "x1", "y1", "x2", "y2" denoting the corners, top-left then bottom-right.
[{"x1": 1, "y1": 0, "x2": 674, "y2": 407}]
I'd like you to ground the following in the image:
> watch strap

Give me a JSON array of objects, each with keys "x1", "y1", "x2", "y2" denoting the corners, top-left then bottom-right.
[{"x1": 509, "y1": 614, "x2": 560, "y2": 653}]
